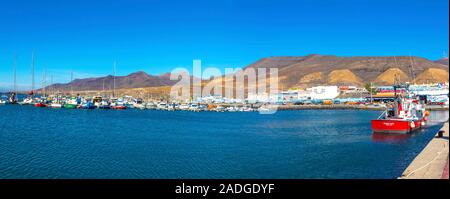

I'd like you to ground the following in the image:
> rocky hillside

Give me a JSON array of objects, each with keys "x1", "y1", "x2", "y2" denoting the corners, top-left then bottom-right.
[
  {"x1": 244, "y1": 54, "x2": 449, "y2": 88},
  {"x1": 46, "y1": 71, "x2": 178, "y2": 92},
  {"x1": 435, "y1": 57, "x2": 449, "y2": 66},
  {"x1": 42, "y1": 55, "x2": 449, "y2": 93}
]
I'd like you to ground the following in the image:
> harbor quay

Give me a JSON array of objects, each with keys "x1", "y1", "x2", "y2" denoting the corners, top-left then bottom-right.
[
  {"x1": 1, "y1": 93, "x2": 449, "y2": 112},
  {"x1": 400, "y1": 122, "x2": 449, "y2": 179}
]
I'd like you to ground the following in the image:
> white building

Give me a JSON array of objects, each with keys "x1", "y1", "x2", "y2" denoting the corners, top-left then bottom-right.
[
  {"x1": 297, "y1": 90, "x2": 312, "y2": 100},
  {"x1": 247, "y1": 92, "x2": 278, "y2": 103},
  {"x1": 307, "y1": 86, "x2": 339, "y2": 100},
  {"x1": 278, "y1": 90, "x2": 300, "y2": 101}
]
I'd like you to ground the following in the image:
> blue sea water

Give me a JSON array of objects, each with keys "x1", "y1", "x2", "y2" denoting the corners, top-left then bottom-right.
[{"x1": 0, "y1": 105, "x2": 447, "y2": 179}]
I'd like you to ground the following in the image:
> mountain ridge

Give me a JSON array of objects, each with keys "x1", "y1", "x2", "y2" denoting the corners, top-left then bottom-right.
[{"x1": 41, "y1": 55, "x2": 449, "y2": 93}]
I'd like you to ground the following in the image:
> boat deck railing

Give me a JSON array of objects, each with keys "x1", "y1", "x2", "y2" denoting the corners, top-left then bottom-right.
[{"x1": 377, "y1": 110, "x2": 387, "y2": 119}]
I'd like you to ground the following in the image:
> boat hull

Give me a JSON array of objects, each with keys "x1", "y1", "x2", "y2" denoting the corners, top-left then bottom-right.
[
  {"x1": 112, "y1": 106, "x2": 127, "y2": 110},
  {"x1": 98, "y1": 106, "x2": 111, "y2": 109},
  {"x1": 50, "y1": 104, "x2": 62, "y2": 108},
  {"x1": 371, "y1": 119, "x2": 422, "y2": 134},
  {"x1": 80, "y1": 105, "x2": 96, "y2": 109},
  {"x1": 34, "y1": 103, "x2": 47, "y2": 108},
  {"x1": 63, "y1": 104, "x2": 78, "y2": 109}
]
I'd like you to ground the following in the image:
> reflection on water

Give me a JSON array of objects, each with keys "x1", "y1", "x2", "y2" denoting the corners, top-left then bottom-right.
[
  {"x1": 0, "y1": 107, "x2": 448, "y2": 179},
  {"x1": 372, "y1": 133, "x2": 412, "y2": 142}
]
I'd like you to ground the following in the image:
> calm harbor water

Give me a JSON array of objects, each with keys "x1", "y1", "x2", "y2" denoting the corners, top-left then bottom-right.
[{"x1": 0, "y1": 105, "x2": 447, "y2": 179}]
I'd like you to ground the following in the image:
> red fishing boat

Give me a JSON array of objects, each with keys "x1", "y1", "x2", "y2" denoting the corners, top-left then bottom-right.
[{"x1": 371, "y1": 83, "x2": 428, "y2": 134}]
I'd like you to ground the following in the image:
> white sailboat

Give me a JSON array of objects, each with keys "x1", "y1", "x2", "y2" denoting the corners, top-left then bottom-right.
[
  {"x1": 49, "y1": 75, "x2": 62, "y2": 108},
  {"x1": 5, "y1": 55, "x2": 19, "y2": 104},
  {"x1": 20, "y1": 50, "x2": 35, "y2": 105}
]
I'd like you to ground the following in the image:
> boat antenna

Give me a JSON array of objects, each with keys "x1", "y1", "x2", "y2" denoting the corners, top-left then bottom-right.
[{"x1": 408, "y1": 54, "x2": 416, "y2": 84}]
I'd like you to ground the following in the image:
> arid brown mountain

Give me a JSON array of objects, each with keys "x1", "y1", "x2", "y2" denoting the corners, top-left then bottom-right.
[
  {"x1": 46, "y1": 71, "x2": 179, "y2": 92},
  {"x1": 435, "y1": 57, "x2": 449, "y2": 66},
  {"x1": 42, "y1": 55, "x2": 449, "y2": 94},
  {"x1": 244, "y1": 54, "x2": 449, "y2": 88}
]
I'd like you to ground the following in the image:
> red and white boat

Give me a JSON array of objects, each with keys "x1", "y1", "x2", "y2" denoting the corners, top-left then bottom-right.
[
  {"x1": 34, "y1": 102, "x2": 47, "y2": 108},
  {"x1": 112, "y1": 105, "x2": 127, "y2": 110},
  {"x1": 110, "y1": 100, "x2": 127, "y2": 110},
  {"x1": 371, "y1": 84, "x2": 428, "y2": 134}
]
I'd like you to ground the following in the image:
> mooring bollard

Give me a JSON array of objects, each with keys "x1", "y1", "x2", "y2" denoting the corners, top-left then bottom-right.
[{"x1": 437, "y1": 130, "x2": 444, "y2": 138}]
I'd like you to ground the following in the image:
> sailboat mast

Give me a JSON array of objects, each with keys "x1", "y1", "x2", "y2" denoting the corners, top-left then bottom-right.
[
  {"x1": 409, "y1": 56, "x2": 416, "y2": 84},
  {"x1": 70, "y1": 71, "x2": 74, "y2": 96},
  {"x1": 113, "y1": 61, "x2": 116, "y2": 98},
  {"x1": 31, "y1": 50, "x2": 35, "y2": 96},
  {"x1": 13, "y1": 55, "x2": 17, "y2": 94},
  {"x1": 43, "y1": 67, "x2": 46, "y2": 97},
  {"x1": 51, "y1": 75, "x2": 53, "y2": 96},
  {"x1": 393, "y1": 56, "x2": 398, "y2": 67},
  {"x1": 102, "y1": 78, "x2": 105, "y2": 97}
]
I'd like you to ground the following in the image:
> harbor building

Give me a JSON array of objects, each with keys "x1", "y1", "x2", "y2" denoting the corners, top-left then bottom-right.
[{"x1": 307, "y1": 86, "x2": 340, "y2": 100}]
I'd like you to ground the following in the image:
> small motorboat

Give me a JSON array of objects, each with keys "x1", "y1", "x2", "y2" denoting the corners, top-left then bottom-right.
[
  {"x1": 188, "y1": 103, "x2": 199, "y2": 111},
  {"x1": 0, "y1": 95, "x2": 8, "y2": 104},
  {"x1": 64, "y1": 98, "x2": 78, "y2": 109},
  {"x1": 112, "y1": 101, "x2": 127, "y2": 109},
  {"x1": 156, "y1": 102, "x2": 167, "y2": 110},
  {"x1": 132, "y1": 98, "x2": 145, "y2": 109},
  {"x1": 145, "y1": 102, "x2": 157, "y2": 109},
  {"x1": 98, "y1": 100, "x2": 111, "y2": 109},
  {"x1": 112, "y1": 105, "x2": 127, "y2": 110},
  {"x1": 8, "y1": 92, "x2": 18, "y2": 104},
  {"x1": 80, "y1": 101, "x2": 96, "y2": 109},
  {"x1": 50, "y1": 103, "x2": 63, "y2": 108},
  {"x1": 18, "y1": 97, "x2": 34, "y2": 105},
  {"x1": 179, "y1": 103, "x2": 190, "y2": 110},
  {"x1": 35, "y1": 102, "x2": 47, "y2": 108}
]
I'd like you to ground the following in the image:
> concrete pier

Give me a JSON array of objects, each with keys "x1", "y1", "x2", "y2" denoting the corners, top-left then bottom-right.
[{"x1": 400, "y1": 122, "x2": 449, "y2": 179}]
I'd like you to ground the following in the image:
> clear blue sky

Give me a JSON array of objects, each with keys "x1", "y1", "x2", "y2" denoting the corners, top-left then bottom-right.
[{"x1": 0, "y1": 0, "x2": 448, "y2": 90}]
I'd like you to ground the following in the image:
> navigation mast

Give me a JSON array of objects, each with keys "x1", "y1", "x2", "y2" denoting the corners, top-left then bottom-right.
[{"x1": 408, "y1": 55, "x2": 416, "y2": 84}]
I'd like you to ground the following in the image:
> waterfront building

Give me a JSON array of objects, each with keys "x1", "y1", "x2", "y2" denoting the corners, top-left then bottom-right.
[
  {"x1": 247, "y1": 92, "x2": 278, "y2": 103},
  {"x1": 297, "y1": 90, "x2": 312, "y2": 101},
  {"x1": 307, "y1": 86, "x2": 340, "y2": 100},
  {"x1": 278, "y1": 90, "x2": 300, "y2": 102}
]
